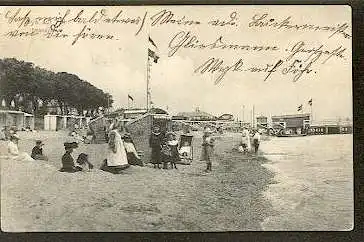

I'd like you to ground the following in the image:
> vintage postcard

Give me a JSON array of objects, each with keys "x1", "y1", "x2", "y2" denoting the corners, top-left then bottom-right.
[{"x1": 0, "y1": 5, "x2": 352, "y2": 231}]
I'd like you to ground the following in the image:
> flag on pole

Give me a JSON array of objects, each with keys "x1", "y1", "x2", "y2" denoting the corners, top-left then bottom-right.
[
  {"x1": 297, "y1": 104, "x2": 303, "y2": 111},
  {"x1": 308, "y1": 98, "x2": 313, "y2": 106},
  {"x1": 148, "y1": 49, "x2": 159, "y2": 63},
  {"x1": 128, "y1": 94, "x2": 134, "y2": 101},
  {"x1": 149, "y1": 36, "x2": 158, "y2": 49},
  {"x1": 148, "y1": 36, "x2": 159, "y2": 63}
]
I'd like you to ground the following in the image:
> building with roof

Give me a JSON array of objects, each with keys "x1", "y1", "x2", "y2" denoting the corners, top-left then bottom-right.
[
  {"x1": 174, "y1": 108, "x2": 216, "y2": 121},
  {"x1": 256, "y1": 115, "x2": 268, "y2": 128},
  {"x1": 271, "y1": 113, "x2": 311, "y2": 135},
  {"x1": 107, "y1": 107, "x2": 169, "y2": 125},
  {"x1": 0, "y1": 110, "x2": 34, "y2": 130},
  {"x1": 308, "y1": 119, "x2": 352, "y2": 135},
  {"x1": 217, "y1": 114, "x2": 234, "y2": 121}
]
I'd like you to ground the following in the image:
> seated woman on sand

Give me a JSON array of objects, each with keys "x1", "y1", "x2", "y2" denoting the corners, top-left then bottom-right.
[
  {"x1": 60, "y1": 142, "x2": 80, "y2": 173},
  {"x1": 7, "y1": 134, "x2": 34, "y2": 161},
  {"x1": 122, "y1": 133, "x2": 144, "y2": 167},
  {"x1": 100, "y1": 122, "x2": 130, "y2": 174}
]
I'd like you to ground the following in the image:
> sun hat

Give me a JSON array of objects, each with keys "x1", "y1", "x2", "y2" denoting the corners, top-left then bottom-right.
[
  {"x1": 36, "y1": 140, "x2": 44, "y2": 145},
  {"x1": 204, "y1": 127, "x2": 213, "y2": 133},
  {"x1": 10, "y1": 134, "x2": 20, "y2": 140}
]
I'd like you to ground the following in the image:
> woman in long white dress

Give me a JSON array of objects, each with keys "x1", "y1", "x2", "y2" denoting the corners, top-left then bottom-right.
[
  {"x1": 100, "y1": 122, "x2": 130, "y2": 174},
  {"x1": 7, "y1": 134, "x2": 34, "y2": 161}
]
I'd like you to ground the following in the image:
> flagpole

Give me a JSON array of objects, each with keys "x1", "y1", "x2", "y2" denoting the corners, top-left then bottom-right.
[{"x1": 146, "y1": 52, "x2": 150, "y2": 112}]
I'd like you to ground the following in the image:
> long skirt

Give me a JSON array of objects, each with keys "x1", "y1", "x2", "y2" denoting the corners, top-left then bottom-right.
[
  {"x1": 100, "y1": 159, "x2": 130, "y2": 174},
  {"x1": 200, "y1": 145, "x2": 213, "y2": 163},
  {"x1": 151, "y1": 147, "x2": 161, "y2": 164}
]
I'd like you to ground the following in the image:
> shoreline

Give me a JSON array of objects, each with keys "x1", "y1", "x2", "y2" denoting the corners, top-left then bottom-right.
[{"x1": 258, "y1": 135, "x2": 353, "y2": 231}]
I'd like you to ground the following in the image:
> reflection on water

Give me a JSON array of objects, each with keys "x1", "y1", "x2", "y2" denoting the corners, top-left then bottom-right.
[{"x1": 260, "y1": 134, "x2": 353, "y2": 231}]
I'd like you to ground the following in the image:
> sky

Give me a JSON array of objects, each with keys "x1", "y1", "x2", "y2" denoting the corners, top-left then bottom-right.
[{"x1": 0, "y1": 6, "x2": 352, "y2": 121}]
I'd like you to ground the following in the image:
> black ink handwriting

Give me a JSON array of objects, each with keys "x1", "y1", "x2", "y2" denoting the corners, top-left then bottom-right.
[
  {"x1": 150, "y1": 9, "x2": 201, "y2": 26},
  {"x1": 208, "y1": 11, "x2": 238, "y2": 27},
  {"x1": 194, "y1": 57, "x2": 244, "y2": 85},
  {"x1": 248, "y1": 13, "x2": 351, "y2": 40},
  {"x1": 168, "y1": 31, "x2": 279, "y2": 57}
]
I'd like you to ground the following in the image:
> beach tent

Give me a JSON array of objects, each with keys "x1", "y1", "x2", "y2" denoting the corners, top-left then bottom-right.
[{"x1": 125, "y1": 113, "x2": 171, "y2": 163}]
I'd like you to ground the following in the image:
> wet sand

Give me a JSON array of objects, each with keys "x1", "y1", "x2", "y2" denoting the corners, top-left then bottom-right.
[{"x1": 1, "y1": 131, "x2": 274, "y2": 231}]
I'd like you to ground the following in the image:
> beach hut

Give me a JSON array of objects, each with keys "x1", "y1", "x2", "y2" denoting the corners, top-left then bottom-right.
[
  {"x1": 23, "y1": 112, "x2": 35, "y2": 130},
  {"x1": 125, "y1": 113, "x2": 171, "y2": 163},
  {"x1": 44, "y1": 114, "x2": 91, "y2": 131},
  {"x1": 0, "y1": 110, "x2": 25, "y2": 130},
  {"x1": 44, "y1": 115, "x2": 64, "y2": 131}
]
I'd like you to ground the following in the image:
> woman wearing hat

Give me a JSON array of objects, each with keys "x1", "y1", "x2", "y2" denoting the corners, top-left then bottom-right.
[
  {"x1": 201, "y1": 127, "x2": 215, "y2": 172},
  {"x1": 7, "y1": 134, "x2": 34, "y2": 161},
  {"x1": 60, "y1": 142, "x2": 79, "y2": 172},
  {"x1": 149, "y1": 126, "x2": 163, "y2": 169},
  {"x1": 100, "y1": 122, "x2": 130, "y2": 174}
]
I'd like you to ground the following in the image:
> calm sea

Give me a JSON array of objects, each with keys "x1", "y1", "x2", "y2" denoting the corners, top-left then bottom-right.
[{"x1": 260, "y1": 134, "x2": 353, "y2": 231}]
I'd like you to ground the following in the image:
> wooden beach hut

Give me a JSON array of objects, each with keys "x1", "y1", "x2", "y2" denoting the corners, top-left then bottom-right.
[
  {"x1": 0, "y1": 110, "x2": 34, "y2": 131},
  {"x1": 44, "y1": 114, "x2": 91, "y2": 131},
  {"x1": 125, "y1": 113, "x2": 171, "y2": 163}
]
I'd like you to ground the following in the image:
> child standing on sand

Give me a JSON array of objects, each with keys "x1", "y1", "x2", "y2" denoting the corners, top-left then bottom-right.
[
  {"x1": 167, "y1": 132, "x2": 179, "y2": 169},
  {"x1": 252, "y1": 130, "x2": 261, "y2": 154},
  {"x1": 201, "y1": 128, "x2": 215, "y2": 172}
]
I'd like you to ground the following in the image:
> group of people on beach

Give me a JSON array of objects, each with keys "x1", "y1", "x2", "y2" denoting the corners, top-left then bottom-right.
[
  {"x1": 3, "y1": 129, "x2": 48, "y2": 162},
  {"x1": 238, "y1": 128, "x2": 262, "y2": 155},
  {"x1": 3, "y1": 121, "x2": 261, "y2": 175},
  {"x1": 61, "y1": 121, "x2": 143, "y2": 174}
]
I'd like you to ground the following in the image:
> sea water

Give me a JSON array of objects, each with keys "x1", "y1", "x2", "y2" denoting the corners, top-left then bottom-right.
[{"x1": 260, "y1": 134, "x2": 353, "y2": 231}]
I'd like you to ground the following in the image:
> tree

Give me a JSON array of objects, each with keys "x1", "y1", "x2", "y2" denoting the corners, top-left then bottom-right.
[{"x1": 0, "y1": 57, "x2": 114, "y2": 116}]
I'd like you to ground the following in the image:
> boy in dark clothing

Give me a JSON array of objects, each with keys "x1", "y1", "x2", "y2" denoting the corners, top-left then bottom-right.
[
  {"x1": 31, "y1": 140, "x2": 48, "y2": 160},
  {"x1": 59, "y1": 142, "x2": 79, "y2": 173}
]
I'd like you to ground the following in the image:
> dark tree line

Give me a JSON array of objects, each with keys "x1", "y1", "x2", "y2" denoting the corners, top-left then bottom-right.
[{"x1": 0, "y1": 58, "x2": 113, "y2": 116}]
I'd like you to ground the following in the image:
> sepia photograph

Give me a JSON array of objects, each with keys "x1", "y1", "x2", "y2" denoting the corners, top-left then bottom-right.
[{"x1": 0, "y1": 5, "x2": 353, "y2": 232}]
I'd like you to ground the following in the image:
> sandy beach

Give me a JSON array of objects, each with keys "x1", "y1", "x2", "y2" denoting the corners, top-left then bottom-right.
[{"x1": 1, "y1": 131, "x2": 274, "y2": 232}]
